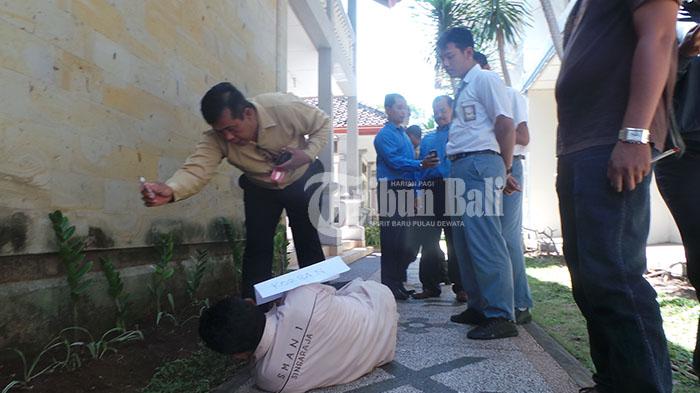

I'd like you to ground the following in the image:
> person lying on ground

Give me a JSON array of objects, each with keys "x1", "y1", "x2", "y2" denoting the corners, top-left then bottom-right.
[{"x1": 199, "y1": 280, "x2": 398, "y2": 393}]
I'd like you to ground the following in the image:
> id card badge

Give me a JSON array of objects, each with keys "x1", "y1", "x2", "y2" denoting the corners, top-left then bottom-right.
[{"x1": 462, "y1": 104, "x2": 476, "y2": 122}]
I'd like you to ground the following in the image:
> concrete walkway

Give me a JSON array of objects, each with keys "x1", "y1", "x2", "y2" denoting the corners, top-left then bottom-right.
[{"x1": 220, "y1": 253, "x2": 590, "y2": 393}]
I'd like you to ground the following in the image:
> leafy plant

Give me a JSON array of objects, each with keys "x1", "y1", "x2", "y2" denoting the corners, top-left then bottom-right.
[
  {"x1": 221, "y1": 218, "x2": 245, "y2": 293},
  {"x1": 149, "y1": 233, "x2": 176, "y2": 328},
  {"x1": 364, "y1": 221, "x2": 381, "y2": 249},
  {"x1": 2, "y1": 332, "x2": 79, "y2": 391},
  {"x1": 185, "y1": 249, "x2": 210, "y2": 304},
  {"x1": 99, "y1": 257, "x2": 131, "y2": 330},
  {"x1": 273, "y1": 223, "x2": 289, "y2": 276},
  {"x1": 61, "y1": 326, "x2": 143, "y2": 360},
  {"x1": 48, "y1": 210, "x2": 93, "y2": 328}
]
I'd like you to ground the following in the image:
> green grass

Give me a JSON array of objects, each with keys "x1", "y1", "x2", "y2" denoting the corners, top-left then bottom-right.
[
  {"x1": 141, "y1": 346, "x2": 243, "y2": 393},
  {"x1": 526, "y1": 257, "x2": 699, "y2": 392}
]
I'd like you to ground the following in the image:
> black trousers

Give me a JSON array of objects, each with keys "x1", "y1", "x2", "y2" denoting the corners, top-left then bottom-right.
[
  {"x1": 240, "y1": 160, "x2": 326, "y2": 298},
  {"x1": 378, "y1": 180, "x2": 415, "y2": 289},
  {"x1": 655, "y1": 140, "x2": 700, "y2": 371},
  {"x1": 416, "y1": 178, "x2": 458, "y2": 294}
]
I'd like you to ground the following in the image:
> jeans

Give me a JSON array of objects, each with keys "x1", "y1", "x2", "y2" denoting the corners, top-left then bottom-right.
[
  {"x1": 240, "y1": 160, "x2": 326, "y2": 299},
  {"x1": 449, "y1": 153, "x2": 514, "y2": 320},
  {"x1": 502, "y1": 157, "x2": 533, "y2": 309},
  {"x1": 556, "y1": 144, "x2": 671, "y2": 393},
  {"x1": 655, "y1": 140, "x2": 700, "y2": 372}
]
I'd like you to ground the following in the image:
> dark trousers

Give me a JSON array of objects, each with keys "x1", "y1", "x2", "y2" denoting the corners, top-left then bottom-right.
[
  {"x1": 378, "y1": 180, "x2": 415, "y2": 289},
  {"x1": 416, "y1": 178, "x2": 458, "y2": 294},
  {"x1": 556, "y1": 145, "x2": 672, "y2": 393},
  {"x1": 656, "y1": 140, "x2": 700, "y2": 371},
  {"x1": 240, "y1": 160, "x2": 326, "y2": 298}
]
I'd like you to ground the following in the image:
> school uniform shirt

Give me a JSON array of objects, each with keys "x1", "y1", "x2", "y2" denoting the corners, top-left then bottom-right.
[
  {"x1": 253, "y1": 281, "x2": 398, "y2": 393},
  {"x1": 165, "y1": 93, "x2": 330, "y2": 200},
  {"x1": 446, "y1": 65, "x2": 513, "y2": 156},
  {"x1": 508, "y1": 87, "x2": 529, "y2": 156}
]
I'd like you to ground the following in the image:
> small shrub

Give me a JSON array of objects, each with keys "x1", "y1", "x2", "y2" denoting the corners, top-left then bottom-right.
[
  {"x1": 149, "y1": 233, "x2": 176, "y2": 328},
  {"x1": 273, "y1": 223, "x2": 289, "y2": 276},
  {"x1": 99, "y1": 257, "x2": 131, "y2": 330},
  {"x1": 185, "y1": 249, "x2": 210, "y2": 304},
  {"x1": 48, "y1": 210, "x2": 93, "y2": 327},
  {"x1": 220, "y1": 218, "x2": 245, "y2": 293},
  {"x1": 364, "y1": 221, "x2": 380, "y2": 249}
]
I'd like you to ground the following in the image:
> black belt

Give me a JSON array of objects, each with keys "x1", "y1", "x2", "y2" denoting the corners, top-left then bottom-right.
[
  {"x1": 447, "y1": 150, "x2": 498, "y2": 162},
  {"x1": 513, "y1": 155, "x2": 525, "y2": 160}
]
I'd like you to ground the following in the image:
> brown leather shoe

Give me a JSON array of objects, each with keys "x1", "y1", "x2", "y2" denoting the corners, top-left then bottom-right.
[
  {"x1": 455, "y1": 290, "x2": 468, "y2": 303},
  {"x1": 411, "y1": 289, "x2": 440, "y2": 299}
]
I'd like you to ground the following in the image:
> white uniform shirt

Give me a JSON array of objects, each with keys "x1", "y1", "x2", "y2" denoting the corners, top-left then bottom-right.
[
  {"x1": 446, "y1": 65, "x2": 513, "y2": 156},
  {"x1": 508, "y1": 87, "x2": 529, "y2": 156},
  {"x1": 253, "y1": 281, "x2": 398, "y2": 393}
]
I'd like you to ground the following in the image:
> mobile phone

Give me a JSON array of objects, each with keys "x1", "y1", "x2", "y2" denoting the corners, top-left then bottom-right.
[
  {"x1": 427, "y1": 149, "x2": 438, "y2": 159},
  {"x1": 274, "y1": 151, "x2": 293, "y2": 166}
]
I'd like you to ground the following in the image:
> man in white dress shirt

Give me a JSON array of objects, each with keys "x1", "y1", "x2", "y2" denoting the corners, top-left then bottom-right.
[
  {"x1": 437, "y1": 27, "x2": 518, "y2": 340},
  {"x1": 199, "y1": 280, "x2": 398, "y2": 393},
  {"x1": 473, "y1": 52, "x2": 534, "y2": 326}
]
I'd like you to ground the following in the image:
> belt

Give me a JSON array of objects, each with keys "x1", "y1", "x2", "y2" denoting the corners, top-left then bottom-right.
[
  {"x1": 513, "y1": 155, "x2": 525, "y2": 160},
  {"x1": 447, "y1": 150, "x2": 498, "y2": 162}
]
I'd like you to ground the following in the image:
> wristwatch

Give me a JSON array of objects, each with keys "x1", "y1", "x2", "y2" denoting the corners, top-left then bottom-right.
[{"x1": 618, "y1": 127, "x2": 650, "y2": 144}]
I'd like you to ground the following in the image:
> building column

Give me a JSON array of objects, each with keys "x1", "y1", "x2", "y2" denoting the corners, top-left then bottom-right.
[{"x1": 317, "y1": 47, "x2": 342, "y2": 255}]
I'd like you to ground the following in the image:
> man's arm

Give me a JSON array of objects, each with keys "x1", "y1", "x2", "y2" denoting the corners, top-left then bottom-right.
[
  {"x1": 295, "y1": 101, "x2": 331, "y2": 161},
  {"x1": 516, "y1": 122, "x2": 530, "y2": 146},
  {"x1": 608, "y1": 0, "x2": 679, "y2": 192},
  {"x1": 142, "y1": 133, "x2": 224, "y2": 206},
  {"x1": 494, "y1": 116, "x2": 516, "y2": 170},
  {"x1": 479, "y1": 73, "x2": 515, "y2": 170},
  {"x1": 678, "y1": 25, "x2": 700, "y2": 79}
]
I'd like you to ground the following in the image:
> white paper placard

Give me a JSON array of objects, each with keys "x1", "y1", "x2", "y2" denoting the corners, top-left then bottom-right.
[{"x1": 254, "y1": 256, "x2": 349, "y2": 304}]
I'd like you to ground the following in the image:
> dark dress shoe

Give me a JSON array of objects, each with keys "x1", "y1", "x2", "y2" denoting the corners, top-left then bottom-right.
[
  {"x1": 515, "y1": 309, "x2": 532, "y2": 325},
  {"x1": 399, "y1": 285, "x2": 415, "y2": 296},
  {"x1": 411, "y1": 289, "x2": 440, "y2": 299},
  {"x1": 388, "y1": 285, "x2": 408, "y2": 300},
  {"x1": 467, "y1": 317, "x2": 518, "y2": 340},
  {"x1": 455, "y1": 290, "x2": 468, "y2": 303},
  {"x1": 450, "y1": 308, "x2": 486, "y2": 325}
]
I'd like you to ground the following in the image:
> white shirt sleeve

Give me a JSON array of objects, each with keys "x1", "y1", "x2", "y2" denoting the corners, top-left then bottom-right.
[
  {"x1": 511, "y1": 88, "x2": 528, "y2": 126},
  {"x1": 476, "y1": 72, "x2": 513, "y2": 122}
]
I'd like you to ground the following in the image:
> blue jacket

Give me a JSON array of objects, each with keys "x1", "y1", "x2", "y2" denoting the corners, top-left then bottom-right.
[
  {"x1": 418, "y1": 124, "x2": 451, "y2": 180},
  {"x1": 374, "y1": 122, "x2": 421, "y2": 181}
]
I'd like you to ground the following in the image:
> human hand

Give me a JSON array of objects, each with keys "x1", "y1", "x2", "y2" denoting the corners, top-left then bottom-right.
[
  {"x1": 141, "y1": 181, "x2": 174, "y2": 206},
  {"x1": 421, "y1": 155, "x2": 440, "y2": 169},
  {"x1": 274, "y1": 147, "x2": 311, "y2": 172},
  {"x1": 607, "y1": 142, "x2": 651, "y2": 192},
  {"x1": 680, "y1": 24, "x2": 700, "y2": 58},
  {"x1": 503, "y1": 174, "x2": 521, "y2": 196}
]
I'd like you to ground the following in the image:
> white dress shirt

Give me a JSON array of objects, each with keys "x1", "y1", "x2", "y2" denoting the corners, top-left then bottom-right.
[
  {"x1": 253, "y1": 281, "x2": 398, "y2": 393},
  {"x1": 446, "y1": 65, "x2": 513, "y2": 156},
  {"x1": 508, "y1": 87, "x2": 529, "y2": 156}
]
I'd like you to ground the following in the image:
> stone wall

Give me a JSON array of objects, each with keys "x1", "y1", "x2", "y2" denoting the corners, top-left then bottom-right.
[
  {"x1": 0, "y1": 0, "x2": 284, "y2": 256},
  {"x1": 0, "y1": 0, "x2": 287, "y2": 350}
]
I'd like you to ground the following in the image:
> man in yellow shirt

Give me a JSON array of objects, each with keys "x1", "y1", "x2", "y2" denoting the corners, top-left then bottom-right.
[{"x1": 141, "y1": 82, "x2": 330, "y2": 298}]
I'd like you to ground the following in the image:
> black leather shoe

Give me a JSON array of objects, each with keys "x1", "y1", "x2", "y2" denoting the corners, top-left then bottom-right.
[
  {"x1": 449, "y1": 308, "x2": 486, "y2": 325},
  {"x1": 515, "y1": 309, "x2": 532, "y2": 325},
  {"x1": 399, "y1": 285, "x2": 415, "y2": 296},
  {"x1": 467, "y1": 318, "x2": 518, "y2": 340},
  {"x1": 388, "y1": 285, "x2": 408, "y2": 300}
]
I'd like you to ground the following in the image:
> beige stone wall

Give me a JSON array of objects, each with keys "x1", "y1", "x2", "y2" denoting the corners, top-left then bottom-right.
[{"x1": 0, "y1": 1, "x2": 285, "y2": 256}]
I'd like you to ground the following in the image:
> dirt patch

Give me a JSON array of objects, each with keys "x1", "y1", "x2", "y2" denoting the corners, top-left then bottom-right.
[{"x1": 0, "y1": 323, "x2": 202, "y2": 393}]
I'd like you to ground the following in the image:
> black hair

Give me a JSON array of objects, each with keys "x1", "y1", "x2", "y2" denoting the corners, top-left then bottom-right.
[
  {"x1": 200, "y1": 82, "x2": 254, "y2": 125},
  {"x1": 473, "y1": 52, "x2": 489, "y2": 67},
  {"x1": 406, "y1": 125, "x2": 422, "y2": 139},
  {"x1": 432, "y1": 95, "x2": 453, "y2": 107},
  {"x1": 198, "y1": 296, "x2": 266, "y2": 354},
  {"x1": 437, "y1": 27, "x2": 475, "y2": 51},
  {"x1": 384, "y1": 93, "x2": 405, "y2": 109}
]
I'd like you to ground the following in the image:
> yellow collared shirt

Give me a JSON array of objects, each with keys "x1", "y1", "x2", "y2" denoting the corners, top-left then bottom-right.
[{"x1": 166, "y1": 93, "x2": 330, "y2": 200}]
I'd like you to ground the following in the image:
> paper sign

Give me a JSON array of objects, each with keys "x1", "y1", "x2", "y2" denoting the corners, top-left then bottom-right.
[{"x1": 254, "y1": 256, "x2": 349, "y2": 304}]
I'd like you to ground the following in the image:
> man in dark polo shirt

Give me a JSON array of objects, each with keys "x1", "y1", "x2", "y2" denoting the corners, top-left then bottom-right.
[{"x1": 555, "y1": 1, "x2": 679, "y2": 392}]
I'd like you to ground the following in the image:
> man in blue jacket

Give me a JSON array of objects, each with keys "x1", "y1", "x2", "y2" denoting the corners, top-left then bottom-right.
[{"x1": 374, "y1": 93, "x2": 439, "y2": 300}]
